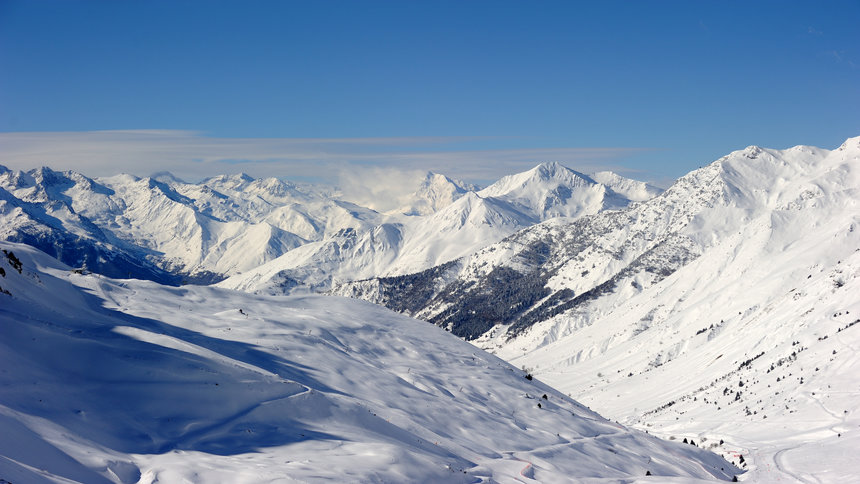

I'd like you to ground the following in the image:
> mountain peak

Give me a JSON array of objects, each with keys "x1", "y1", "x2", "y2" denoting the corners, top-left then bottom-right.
[
  {"x1": 30, "y1": 165, "x2": 63, "y2": 182},
  {"x1": 480, "y1": 162, "x2": 591, "y2": 199},
  {"x1": 528, "y1": 161, "x2": 591, "y2": 182},
  {"x1": 248, "y1": 176, "x2": 309, "y2": 200},
  {"x1": 836, "y1": 135, "x2": 860, "y2": 152},
  {"x1": 469, "y1": 162, "x2": 644, "y2": 221},
  {"x1": 478, "y1": 161, "x2": 598, "y2": 206},
  {"x1": 532, "y1": 160, "x2": 567, "y2": 172},
  {"x1": 393, "y1": 171, "x2": 477, "y2": 216},
  {"x1": 591, "y1": 171, "x2": 663, "y2": 202},
  {"x1": 20, "y1": 166, "x2": 104, "y2": 195},
  {"x1": 201, "y1": 172, "x2": 257, "y2": 190},
  {"x1": 151, "y1": 171, "x2": 186, "y2": 184}
]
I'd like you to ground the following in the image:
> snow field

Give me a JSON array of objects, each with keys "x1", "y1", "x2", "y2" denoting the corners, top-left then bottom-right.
[{"x1": 0, "y1": 242, "x2": 738, "y2": 482}]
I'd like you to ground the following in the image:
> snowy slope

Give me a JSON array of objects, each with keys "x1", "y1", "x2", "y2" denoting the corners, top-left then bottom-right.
[
  {"x1": 504, "y1": 139, "x2": 860, "y2": 482},
  {"x1": 0, "y1": 242, "x2": 739, "y2": 483},
  {"x1": 193, "y1": 173, "x2": 382, "y2": 240},
  {"x1": 384, "y1": 192, "x2": 537, "y2": 276},
  {"x1": 591, "y1": 171, "x2": 664, "y2": 202},
  {"x1": 335, "y1": 137, "x2": 860, "y2": 482},
  {"x1": 216, "y1": 223, "x2": 407, "y2": 293}
]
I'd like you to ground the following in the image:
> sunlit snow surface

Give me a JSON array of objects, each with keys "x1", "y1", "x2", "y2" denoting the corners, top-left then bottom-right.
[
  {"x1": 481, "y1": 140, "x2": 860, "y2": 482},
  {"x1": 330, "y1": 137, "x2": 860, "y2": 482},
  {"x1": 0, "y1": 243, "x2": 737, "y2": 483}
]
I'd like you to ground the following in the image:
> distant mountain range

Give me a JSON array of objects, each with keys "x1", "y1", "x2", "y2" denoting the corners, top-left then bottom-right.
[
  {"x1": 1, "y1": 161, "x2": 656, "y2": 290},
  {"x1": 0, "y1": 167, "x2": 382, "y2": 283},
  {"x1": 2, "y1": 136, "x2": 858, "y2": 481}
]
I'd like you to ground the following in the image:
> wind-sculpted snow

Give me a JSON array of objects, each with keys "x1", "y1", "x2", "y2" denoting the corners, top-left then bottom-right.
[{"x1": 0, "y1": 242, "x2": 738, "y2": 483}]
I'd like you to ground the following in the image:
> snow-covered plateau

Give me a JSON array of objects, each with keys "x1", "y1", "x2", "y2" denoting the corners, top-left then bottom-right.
[{"x1": 0, "y1": 243, "x2": 738, "y2": 483}]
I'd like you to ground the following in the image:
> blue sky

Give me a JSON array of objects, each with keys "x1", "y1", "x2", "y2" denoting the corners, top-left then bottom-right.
[{"x1": 0, "y1": 0, "x2": 858, "y2": 186}]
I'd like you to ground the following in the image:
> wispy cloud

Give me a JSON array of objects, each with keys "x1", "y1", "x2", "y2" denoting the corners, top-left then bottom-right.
[
  {"x1": 0, "y1": 130, "x2": 653, "y2": 186},
  {"x1": 336, "y1": 167, "x2": 430, "y2": 212},
  {"x1": 375, "y1": 147, "x2": 654, "y2": 182},
  {"x1": 825, "y1": 50, "x2": 856, "y2": 68}
]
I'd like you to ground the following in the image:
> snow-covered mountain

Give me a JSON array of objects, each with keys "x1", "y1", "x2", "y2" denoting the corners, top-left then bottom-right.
[
  {"x1": 0, "y1": 163, "x2": 652, "y2": 291},
  {"x1": 4, "y1": 136, "x2": 858, "y2": 481},
  {"x1": 477, "y1": 161, "x2": 633, "y2": 219},
  {"x1": 334, "y1": 137, "x2": 860, "y2": 481},
  {"x1": 0, "y1": 167, "x2": 184, "y2": 284},
  {"x1": 0, "y1": 242, "x2": 739, "y2": 483},
  {"x1": 0, "y1": 166, "x2": 385, "y2": 282},
  {"x1": 590, "y1": 170, "x2": 664, "y2": 202},
  {"x1": 219, "y1": 162, "x2": 652, "y2": 293}
]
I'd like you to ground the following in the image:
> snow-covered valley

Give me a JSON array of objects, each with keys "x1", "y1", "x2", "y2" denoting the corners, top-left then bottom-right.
[
  {"x1": 334, "y1": 137, "x2": 860, "y2": 482},
  {"x1": 2, "y1": 136, "x2": 859, "y2": 482},
  {"x1": 0, "y1": 243, "x2": 738, "y2": 482}
]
